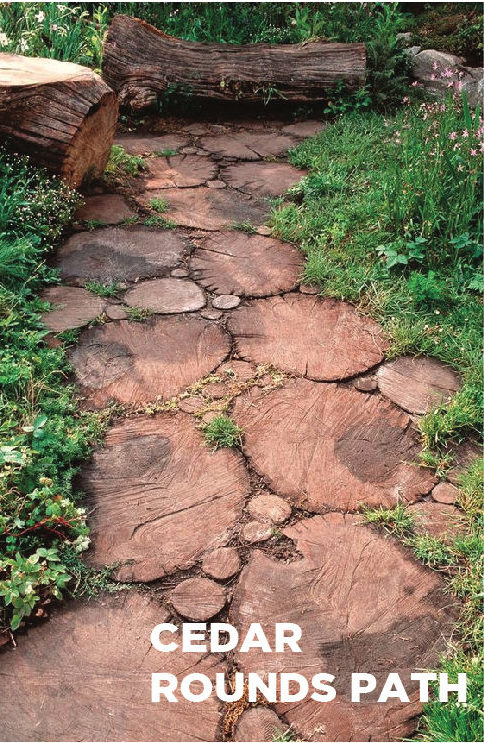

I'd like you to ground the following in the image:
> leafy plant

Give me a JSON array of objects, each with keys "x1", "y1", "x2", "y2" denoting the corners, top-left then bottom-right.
[
  {"x1": 202, "y1": 415, "x2": 243, "y2": 449},
  {"x1": 228, "y1": 221, "x2": 257, "y2": 234},
  {"x1": 104, "y1": 145, "x2": 146, "y2": 181},
  {"x1": 149, "y1": 197, "x2": 169, "y2": 213},
  {"x1": 125, "y1": 306, "x2": 152, "y2": 322},
  {"x1": 143, "y1": 215, "x2": 175, "y2": 229},
  {"x1": 84, "y1": 281, "x2": 121, "y2": 298}
]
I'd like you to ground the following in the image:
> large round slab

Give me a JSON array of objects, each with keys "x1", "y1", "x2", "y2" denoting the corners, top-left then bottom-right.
[
  {"x1": 199, "y1": 132, "x2": 295, "y2": 160},
  {"x1": 153, "y1": 187, "x2": 270, "y2": 231},
  {"x1": 75, "y1": 194, "x2": 135, "y2": 225},
  {"x1": 82, "y1": 413, "x2": 249, "y2": 581},
  {"x1": 228, "y1": 294, "x2": 388, "y2": 381},
  {"x1": 144, "y1": 155, "x2": 217, "y2": 189},
  {"x1": 234, "y1": 708, "x2": 289, "y2": 742},
  {"x1": 232, "y1": 378, "x2": 436, "y2": 511},
  {"x1": 408, "y1": 501, "x2": 464, "y2": 542},
  {"x1": 0, "y1": 592, "x2": 224, "y2": 741},
  {"x1": 115, "y1": 134, "x2": 188, "y2": 155},
  {"x1": 124, "y1": 278, "x2": 206, "y2": 314},
  {"x1": 190, "y1": 231, "x2": 303, "y2": 296},
  {"x1": 282, "y1": 120, "x2": 325, "y2": 138},
  {"x1": 70, "y1": 315, "x2": 230, "y2": 408},
  {"x1": 222, "y1": 161, "x2": 304, "y2": 197},
  {"x1": 57, "y1": 227, "x2": 185, "y2": 284},
  {"x1": 170, "y1": 578, "x2": 226, "y2": 620},
  {"x1": 41, "y1": 286, "x2": 106, "y2": 332},
  {"x1": 230, "y1": 514, "x2": 455, "y2": 742},
  {"x1": 377, "y1": 356, "x2": 460, "y2": 414}
]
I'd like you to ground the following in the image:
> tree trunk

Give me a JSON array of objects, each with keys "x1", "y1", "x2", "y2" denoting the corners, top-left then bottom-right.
[
  {"x1": 0, "y1": 53, "x2": 118, "y2": 187},
  {"x1": 102, "y1": 15, "x2": 366, "y2": 110}
]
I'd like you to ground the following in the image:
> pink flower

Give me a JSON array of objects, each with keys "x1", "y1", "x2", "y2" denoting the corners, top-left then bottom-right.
[
  {"x1": 462, "y1": 130, "x2": 469, "y2": 138},
  {"x1": 449, "y1": 132, "x2": 457, "y2": 140},
  {"x1": 432, "y1": 61, "x2": 439, "y2": 71},
  {"x1": 442, "y1": 67, "x2": 453, "y2": 78},
  {"x1": 470, "y1": 149, "x2": 478, "y2": 156},
  {"x1": 430, "y1": 74, "x2": 436, "y2": 81}
]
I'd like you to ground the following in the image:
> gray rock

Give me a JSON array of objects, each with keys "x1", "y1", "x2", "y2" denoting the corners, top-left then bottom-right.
[{"x1": 212, "y1": 294, "x2": 241, "y2": 310}]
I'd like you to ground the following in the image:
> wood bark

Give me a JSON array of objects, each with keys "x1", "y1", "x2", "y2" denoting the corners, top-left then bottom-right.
[
  {"x1": 102, "y1": 15, "x2": 366, "y2": 110},
  {"x1": 0, "y1": 53, "x2": 118, "y2": 187}
]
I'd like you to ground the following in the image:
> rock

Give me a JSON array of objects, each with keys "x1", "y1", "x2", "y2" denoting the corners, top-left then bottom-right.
[
  {"x1": 222, "y1": 161, "x2": 304, "y2": 197},
  {"x1": 247, "y1": 494, "x2": 291, "y2": 524},
  {"x1": 299, "y1": 283, "x2": 319, "y2": 294},
  {"x1": 178, "y1": 396, "x2": 205, "y2": 414},
  {"x1": 212, "y1": 294, "x2": 241, "y2": 310},
  {"x1": 70, "y1": 315, "x2": 230, "y2": 407},
  {"x1": 171, "y1": 267, "x2": 189, "y2": 277},
  {"x1": 207, "y1": 179, "x2": 227, "y2": 189},
  {"x1": 408, "y1": 502, "x2": 464, "y2": 542},
  {"x1": 144, "y1": 155, "x2": 216, "y2": 189},
  {"x1": 82, "y1": 413, "x2": 249, "y2": 581},
  {"x1": 41, "y1": 286, "x2": 106, "y2": 332},
  {"x1": 170, "y1": 578, "x2": 226, "y2": 620},
  {"x1": 241, "y1": 520, "x2": 273, "y2": 543},
  {"x1": 353, "y1": 375, "x2": 378, "y2": 392},
  {"x1": 105, "y1": 304, "x2": 128, "y2": 321},
  {"x1": 230, "y1": 514, "x2": 456, "y2": 742},
  {"x1": 282, "y1": 120, "x2": 325, "y2": 138},
  {"x1": 377, "y1": 356, "x2": 460, "y2": 415},
  {"x1": 152, "y1": 187, "x2": 270, "y2": 231},
  {"x1": 200, "y1": 308, "x2": 223, "y2": 320},
  {"x1": 462, "y1": 71, "x2": 483, "y2": 108},
  {"x1": 202, "y1": 547, "x2": 240, "y2": 580},
  {"x1": 190, "y1": 232, "x2": 303, "y2": 297},
  {"x1": 124, "y1": 278, "x2": 206, "y2": 314},
  {"x1": 228, "y1": 295, "x2": 388, "y2": 381},
  {"x1": 57, "y1": 227, "x2": 185, "y2": 284},
  {"x1": 179, "y1": 146, "x2": 198, "y2": 155},
  {"x1": 233, "y1": 378, "x2": 436, "y2": 512},
  {"x1": 410, "y1": 49, "x2": 471, "y2": 99},
  {"x1": 76, "y1": 194, "x2": 135, "y2": 225},
  {"x1": 217, "y1": 360, "x2": 256, "y2": 382},
  {"x1": 114, "y1": 134, "x2": 188, "y2": 155},
  {"x1": 0, "y1": 593, "x2": 225, "y2": 741},
  {"x1": 256, "y1": 225, "x2": 272, "y2": 236},
  {"x1": 396, "y1": 32, "x2": 412, "y2": 44},
  {"x1": 199, "y1": 132, "x2": 295, "y2": 160},
  {"x1": 234, "y1": 707, "x2": 289, "y2": 742},
  {"x1": 432, "y1": 482, "x2": 459, "y2": 505}
]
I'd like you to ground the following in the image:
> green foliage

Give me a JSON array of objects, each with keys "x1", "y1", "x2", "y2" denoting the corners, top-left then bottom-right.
[
  {"x1": 202, "y1": 416, "x2": 243, "y2": 450},
  {"x1": 228, "y1": 221, "x2": 257, "y2": 234},
  {"x1": 125, "y1": 306, "x2": 152, "y2": 322},
  {"x1": 411, "y1": 4, "x2": 483, "y2": 65},
  {"x1": 104, "y1": 145, "x2": 146, "y2": 182},
  {"x1": 0, "y1": 150, "x2": 105, "y2": 631},
  {"x1": 84, "y1": 281, "x2": 121, "y2": 298},
  {"x1": 149, "y1": 197, "x2": 168, "y2": 213},
  {"x1": 143, "y1": 215, "x2": 176, "y2": 229},
  {"x1": 361, "y1": 503, "x2": 415, "y2": 537}
]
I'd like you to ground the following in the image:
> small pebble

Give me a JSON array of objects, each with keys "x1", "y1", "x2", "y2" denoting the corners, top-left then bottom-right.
[
  {"x1": 353, "y1": 376, "x2": 378, "y2": 392},
  {"x1": 241, "y1": 520, "x2": 273, "y2": 544},
  {"x1": 105, "y1": 304, "x2": 128, "y2": 321},
  {"x1": 207, "y1": 180, "x2": 227, "y2": 189},
  {"x1": 432, "y1": 482, "x2": 459, "y2": 505},
  {"x1": 200, "y1": 308, "x2": 223, "y2": 320},
  {"x1": 212, "y1": 294, "x2": 240, "y2": 310},
  {"x1": 300, "y1": 284, "x2": 319, "y2": 295},
  {"x1": 256, "y1": 226, "x2": 272, "y2": 236},
  {"x1": 171, "y1": 268, "x2": 190, "y2": 278}
]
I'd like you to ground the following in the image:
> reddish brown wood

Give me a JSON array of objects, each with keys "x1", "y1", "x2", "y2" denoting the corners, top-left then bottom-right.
[
  {"x1": 0, "y1": 53, "x2": 118, "y2": 186},
  {"x1": 102, "y1": 15, "x2": 366, "y2": 110}
]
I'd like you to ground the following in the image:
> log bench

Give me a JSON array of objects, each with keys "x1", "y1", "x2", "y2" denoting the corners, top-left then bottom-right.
[
  {"x1": 0, "y1": 53, "x2": 118, "y2": 187},
  {"x1": 102, "y1": 15, "x2": 366, "y2": 110}
]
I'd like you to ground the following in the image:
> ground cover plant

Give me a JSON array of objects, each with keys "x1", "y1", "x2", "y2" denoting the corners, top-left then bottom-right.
[{"x1": 0, "y1": 150, "x2": 109, "y2": 633}]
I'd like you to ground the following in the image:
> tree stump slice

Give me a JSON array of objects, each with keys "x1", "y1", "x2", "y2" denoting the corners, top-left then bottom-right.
[
  {"x1": 234, "y1": 708, "x2": 289, "y2": 742},
  {"x1": 199, "y1": 132, "x2": 296, "y2": 160},
  {"x1": 102, "y1": 15, "x2": 366, "y2": 109},
  {"x1": 75, "y1": 194, "x2": 135, "y2": 225},
  {"x1": 40, "y1": 286, "x2": 107, "y2": 332},
  {"x1": 0, "y1": 593, "x2": 225, "y2": 741},
  {"x1": 408, "y1": 502, "x2": 465, "y2": 543},
  {"x1": 230, "y1": 514, "x2": 456, "y2": 742},
  {"x1": 202, "y1": 547, "x2": 241, "y2": 580},
  {"x1": 124, "y1": 278, "x2": 206, "y2": 314},
  {"x1": 190, "y1": 232, "x2": 303, "y2": 296},
  {"x1": 57, "y1": 227, "x2": 186, "y2": 284},
  {"x1": 82, "y1": 413, "x2": 249, "y2": 582},
  {"x1": 228, "y1": 294, "x2": 388, "y2": 381},
  {"x1": 376, "y1": 356, "x2": 460, "y2": 415},
  {"x1": 0, "y1": 53, "x2": 118, "y2": 186},
  {"x1": 233, "y1": 378, "x2": 436, "y2": 511},
  {"x1": 222, "y1": 161, "x2": 305, "y2": 197},
  {"x1": 170, "y1": 578, "x2": 226, "y2": 620},
  {"x1": 144, "y1": 155, "x2": 217, "y2": 188},
  {"x1": 70, "y1": 315, "x2": 230, "y2": 408}
]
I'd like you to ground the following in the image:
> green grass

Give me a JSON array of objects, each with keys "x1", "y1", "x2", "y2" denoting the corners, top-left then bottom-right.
[
  {"x1": 143, "y1": 215, "x2": 176, "y2": 229},
  {"x1": 148, "y1": 197, "x2": 169, "y2": 214},
  {"x1": 125, "y1": 306, "x2": 152, "y2": 323},
  {"x1": 228, "y1": 221, "x2": 257, "y2": 234},
  {"x1": 84, "y1": 281, "x2": 121, "y2": 298},
  {"x1": 104, "y1": 145, "x2": 146, "y2": 182},
  {"x1": 202, "y1": 416, "x2": 243, "y2": 450},
  {"x1": 0, "y1": 150, "x2": 109, "y2": 631},
  {"x1": 361, "y1": 503, "x2": 415, "y2": 538}
]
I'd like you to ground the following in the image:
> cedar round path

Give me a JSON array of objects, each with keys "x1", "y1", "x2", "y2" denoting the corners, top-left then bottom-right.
[
  {"x1": 82, "y1": 413, "x2": 249, "y2": 582},
  {"x1": 170, "y1": 577, "x2": 226, "y2": 620},
  {"x1": 190, "y1": 231, "x2": 303, "y2": 296},
  {"x1": 377, "y1": 356, "x2": 460, "y2": 415},
  {"x1": 232, "y1": 378, "x2": 436, "y2": 511},
  {"x1": 222, "y1": 161, "x2": 305, "y2": 197},
  {"x1": 57, "y1": 227, "x2": 186, "y2": 284},
  {"x1": 0, "y1": 593, "x2": 224, "y2": 742},
  {"x1": 41, "y1": 286, "x2": 107, "y2": 332},
  {"x1": 69, "y1": 315, "x2": 230, "y2": 408},
  {"x1": 124, "y1": 277, "x2": 206, "y2": 313},
  {"x1": 144, "y1": 154, "x2": 217, "y2": 189},
  {"x1": 230, "y1": 514, "x2": 456, "y2": 742},
  {"x1": 228, "y1": 294, "x2": 389, "y2": 380},
  {"x1": 200, "y1": 131, "x2": 296, "y2": 160}
]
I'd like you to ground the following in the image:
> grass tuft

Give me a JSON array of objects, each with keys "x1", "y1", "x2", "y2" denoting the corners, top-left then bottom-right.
[{"x1": 202, "y1": 415, "x2": 243, "y2": 449}]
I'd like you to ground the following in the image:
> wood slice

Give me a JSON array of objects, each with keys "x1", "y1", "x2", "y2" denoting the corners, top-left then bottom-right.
[
  {"x1": 70, "y1": 315, "x2": 230, "y2": 408},
  {"x1": 82, "y1": 413, "x2": 249, "y2": 581},
  {"x1": 199, "y1": 131, "x2": 296, "y2": 160},
  {"x1": 377, "y1": 356, "x2": 460, "y2": 415},
  {"x1": 234, "y1": 708, "x2": 289, "y2": 742},
  {"x1": 431, "y1": 482, "x2": 458, "y2": 504},
  {"x1": 228, "y1": 294, "x2": 388, "y2": 381},
  {"x1": 222, "y1": 161, "x2": 305, "y2": 197},
  {"x1": 232, "y1": 378, "x2": 436, "y2": 511},
  {"x1": 115, "y1": 133, "x2": 189, "y2": 155},
  {"x1": 41, "y1": 286, "x2": 106, "y2": 332},
  {"x1": 0, "y1": 53, "x2": 117, "y2": 186},
  {"x1": 124, "y1": 278, "x2": 206, "y2": 314},
  {"x1": 75, "y1": 194, "x2": 135, "y2": 225},
  {"x1": 408, "y1": 502, "x2": 464, "y2": 543},
  {"x1": 102, "y1": 15, "x2": 366, "y2": 109},
  {"x1": 230, "y1": 514, "x2": 456, "y2": 742},
  {"x1": 144, "y1": 154, "x2": 217, "y2": 188},
  {"x1": 190, "y1": 232, "x2": 303, "y2": 296},
  {"x1": 170, "y1": 578, "x2": 226, "y2": 620},
  {"x1": 247, "y1": 494, "x2": 291, "y2": 524},
  {"x1": 152, "y1": 187, "x2": 270, "y2": 231},
  {"x1": 57, "y1": 227, "x2": 186, "y2": 284},
  {"x1": 0, "y1": 592, "x2": 225, "y2": 741},
  {"x1": 202, "y1": 547, "x2": 241, "y2": 580}
]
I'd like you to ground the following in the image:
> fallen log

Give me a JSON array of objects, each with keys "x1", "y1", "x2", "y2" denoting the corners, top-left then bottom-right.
[
  {"x1": 102, "y1": 15, "x2": 366, "y2": 110},
  {"x1": 0, "y1": 53, "x2": 118, "y2": 187}
]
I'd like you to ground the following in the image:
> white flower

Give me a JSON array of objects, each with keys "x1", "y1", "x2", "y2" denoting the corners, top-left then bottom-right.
[
  {"x1": 19, "y1": 38, "x2": 28, "y2": 52},
  {"x1": 35, "y1": 10, "x2": 45, "y2": 23},
  {"x1": 0, "y1": 32, "x2": 10, "y2": 47}
]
